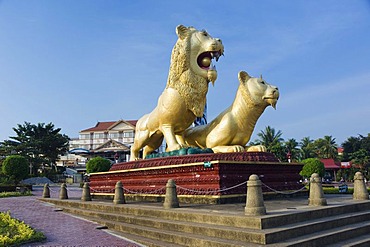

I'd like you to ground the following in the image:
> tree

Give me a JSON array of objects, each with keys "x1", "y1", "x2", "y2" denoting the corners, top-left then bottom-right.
[
  {"x1": 255, "y1": 126, "x2": 284, "y2": 151},
  {"x1": 342, "y1": 134, "x2": 370, "y2": 163},
  {"x1": 86, "y1": 157, "x2": 111, "y2": 173},
  {"x1": 299, "y1": 158, "x2": 325, "y2": 179},
  {"x1": 314, "y1": 135, "x2": 338, "y2": 159},
  {"x1": 0, "y1": 122, "x2": 70, "y2": 175},
  {"x1": 2, "y1": 155, "x2": 29, "y2": 184},
  {"x1": 252, "y1": 126, "x2": 286, "y2": 160},
  {"x1": 300, "y1": 137, "x2": 316, "y2": 160},
  {"x1": 350, "y1": 149, "x2": 369, "y2": 171},
  {"x1": 285, "y1": 138, "x2": 300, "y2": 162}
]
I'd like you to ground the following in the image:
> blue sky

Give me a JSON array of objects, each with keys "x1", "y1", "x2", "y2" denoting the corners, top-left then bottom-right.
[{"x1": 0, "y1": 0, "x2": 369, "y2": 146}]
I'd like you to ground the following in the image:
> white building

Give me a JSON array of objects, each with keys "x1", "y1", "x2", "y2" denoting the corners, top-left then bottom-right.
[{"x1": 58, "y1": 120, "x2": 137, "y2": 167}]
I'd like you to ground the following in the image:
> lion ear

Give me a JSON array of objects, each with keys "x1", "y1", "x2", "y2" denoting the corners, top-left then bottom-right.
[
  {"x1": 176, "y1": 25, "x2": 189, "y2": 40},
  {"x1": 238, "y1": 71, "x2": 251, "y2": 84}
]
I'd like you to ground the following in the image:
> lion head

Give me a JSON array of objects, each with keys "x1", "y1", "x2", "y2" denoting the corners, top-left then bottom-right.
[
  {"x1": 238, "y1": 71, "x2": 279, "y2": 109},
  {"x1": 166, "y1": 25, "x2": 224, "y2": 117}
]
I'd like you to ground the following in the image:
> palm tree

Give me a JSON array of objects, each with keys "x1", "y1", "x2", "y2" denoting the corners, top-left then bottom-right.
[
  {"x1": 300, "y1": 137, "x2": 315, "y2": 159},
  {"x1": 285, "y1": 138, "x2": 300, "y2": 162},
  {"x1": 255, "y1": 126, "x2": 284, "y2": 153},
  {"x1": 315, "y1": 135, "x2": 338, "y2": 159}
]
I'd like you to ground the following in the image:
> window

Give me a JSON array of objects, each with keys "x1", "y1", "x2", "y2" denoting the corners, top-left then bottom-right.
[
  {"x1": 93, "y1": 133, "x2": 105, "y2": 139},
  {"x1": 109, "y1": 132, "x2": 119, "y2": 139},
  {"x1": 80, "y1": 134, "x2": 90, "y2": 140},
  {"x1": 123, "y1": 131, "x2": 134, "y2": 138}
]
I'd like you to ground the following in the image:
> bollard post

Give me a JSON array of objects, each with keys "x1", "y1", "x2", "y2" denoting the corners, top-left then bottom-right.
[
  {"x1": 59, "y1": 183, "x2": 68, "y2": 199},
  {"x1": 42, "y1": 183, "x2": 50, "y2": 198},
  {"x1": 245, "y1": 174, "x2": 266, "y2": 216},
  {"x1": 163, "y1": 179, "x2": 179, "y2": 209},
  {"x1": 353, "y1": 172, "x2": 369, "y2": 200},
  {"x1": 113, "y1": 181, "x2": 126, "y2": 204},
  {"x1": 308, "y1": 173, "x2": 327, "y2": 206},
  {"x1": 81, "y1": 182, "x2": 92, "y2": 201}
]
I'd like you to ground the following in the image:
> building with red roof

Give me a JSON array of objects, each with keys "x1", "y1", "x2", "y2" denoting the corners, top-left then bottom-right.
[
  {"x1": 320, "y1": 158, "x2": 341, "y2": 182},
  {"x1": 69, "y1": 120, "x2": 138, "y2": 163}
]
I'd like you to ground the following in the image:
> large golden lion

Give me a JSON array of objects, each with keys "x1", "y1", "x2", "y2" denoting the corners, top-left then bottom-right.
[
  {"x1": 130, "y1": 25, "x2": 224, "y2": 160},
  {"x1": 184, "y1": 71, "x2": 279, "y2": 153}
]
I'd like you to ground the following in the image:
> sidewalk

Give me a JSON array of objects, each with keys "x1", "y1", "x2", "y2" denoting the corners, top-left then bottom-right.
[{"x1": 0, "y1": 185, "x2": 142, "y2": 247}]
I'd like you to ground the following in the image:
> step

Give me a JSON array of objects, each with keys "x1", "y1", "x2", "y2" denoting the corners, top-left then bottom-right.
[
  {"x1": 61, "y1": 206, "x2": 267, "y2": 244},
  {"x1": 75, "y1": 214, "x2": 253, "y2": 247},
  {"x1": 334, "y1": 235, "x2": 370, "y2": 247},
  {"x1": 260, "y1": 201, "x2": 370, "y2": 229},
  {"x1": 39, "y1": 198, "x2": 370, "y2": 246},
  {"x1": 59, "y1": 201, "x2": 370, "y2": 245},
  {"x1": 264, "y1": 210, "x2": 370, "y2": 243},
  {"x1": 40, "y1": 198, "x2": 264, "y2": 229},
  {"x1": 39, "y1": 198, "x2": 370, "y2": 230},
  {"x1": 104, "y1": 230, "x2": 185, "y2": 247},
  {"x1": 280, "y1": 221, "x2": 370, "y2": 247}
]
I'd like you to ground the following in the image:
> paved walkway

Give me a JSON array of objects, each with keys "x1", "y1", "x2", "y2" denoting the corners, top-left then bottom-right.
[{"x1": 0, "y1": 185, "x2": 142, "y2": 247}]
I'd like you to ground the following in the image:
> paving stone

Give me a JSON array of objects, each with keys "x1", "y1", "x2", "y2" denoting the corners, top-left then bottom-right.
[{"x1": 0, "y1": 186, "x2": 141, "y2": 247}]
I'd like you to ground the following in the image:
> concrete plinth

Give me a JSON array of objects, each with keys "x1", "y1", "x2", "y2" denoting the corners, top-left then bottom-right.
[
  {"x1": 113, "y1": 181, "x2": 126, "y2": 204},
  {"x1": 353, "y1": 172, "x2": 369, "y2": 200},
  {"x1": 81, "y1": 182, "x2": 92, "y2": 201},
  {"x1": 163, "y1": 179, "x2": 180, "y2": 209},
  {"x1": 308, "y1": 173, "x2": 327, "y2": 206},
  {"x1": 59, "y1": 183, "x2": 68, "y2": 199},
  {"x1": 42, "y1": 183, "x2": 50, "y2": 198},
  {"x1": 245, "y1": 174, "x2": 266, "y2": 215}
]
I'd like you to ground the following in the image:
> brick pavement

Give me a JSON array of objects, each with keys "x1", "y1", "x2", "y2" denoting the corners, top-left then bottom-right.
[{"x1": 0, "y1": 186, "x2": 142, "y2": 247}]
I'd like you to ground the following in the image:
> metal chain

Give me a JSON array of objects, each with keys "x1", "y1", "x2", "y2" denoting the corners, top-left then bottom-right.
[
  {"x1": 82, "y1": 178, "x2": 308, "y2": 195},
  {"x1": 176, "y1": 180, "x2": 248, "y2": 194},
  {"x1": 261, "y1": 181, "x2": 308, "y2": 195},
  {"x1": 123, "y1": 186, "x2": 166, "y2": 194}
]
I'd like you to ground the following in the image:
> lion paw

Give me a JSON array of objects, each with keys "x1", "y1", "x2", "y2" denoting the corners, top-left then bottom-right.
[
  {"x1": 212, "y1": 145, "x2": 245, "y2": 153},
  {"x1": 166, "y1": 143, "x2": 182, "y2": 152},
  {"x1": 245, "y1": 145, "x2": 267, "y2": 152}
]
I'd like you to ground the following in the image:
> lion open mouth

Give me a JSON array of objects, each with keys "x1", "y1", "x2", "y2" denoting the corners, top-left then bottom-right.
[
  {"x1": 197, "y1": 51, "x2": 222, "y2": 70},
  {"x1": 263, "y1": 96, "x2": 279, "y2": 109}
]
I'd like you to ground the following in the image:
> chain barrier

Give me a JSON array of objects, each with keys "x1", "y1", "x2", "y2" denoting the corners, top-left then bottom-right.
[
  {"x1": 90, "y1": 188, "x2": 115, "y2": 193},
  {"x1": 48, "y1": 187, "x2": 57, "y2": 193},
  {"x1": 81, "y1": 178, "x2": 308, "y2": 195},
  {"x1": 123, "y1": 186, "x2": 166, "y2": 194},
  {"x1": 261, "y1": 181, "x2": 308, "y2": 195},
  {"x1": 176, "y1": 180, "x2": 248, "y2": 194}
]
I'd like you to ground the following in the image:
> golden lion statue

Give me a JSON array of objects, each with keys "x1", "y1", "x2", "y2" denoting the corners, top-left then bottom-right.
[
  {"x1": 184, "y1": 71, "x2": 279, "y2": 153},
  {"x1": 130, "y1": 25, "x2": 224, "y2": 160}
]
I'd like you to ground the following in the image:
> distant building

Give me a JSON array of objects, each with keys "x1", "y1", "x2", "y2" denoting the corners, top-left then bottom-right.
[
  {"x1": 74, "y1": 120, "x2": 137, "y2": 162},
  {"x1": 58, "y1": 120, "x2": 139, "y2": 169},
  {"x1": 320, "y1": 158, "x2": 341, "y2": 182}
]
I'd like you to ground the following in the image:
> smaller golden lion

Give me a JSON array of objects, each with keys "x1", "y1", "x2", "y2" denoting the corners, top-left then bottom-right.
[
  {"x1": 184, "y1": 71, "x2": 279, "y2": 153},
  {"x1": 130, "y1": 25, "x2": 224, "y2": 160}
]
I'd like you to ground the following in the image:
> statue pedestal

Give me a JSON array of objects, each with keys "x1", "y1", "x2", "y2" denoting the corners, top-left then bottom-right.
[{"x1": 89, "y1": 152, "x2": 303, "y2": 204}]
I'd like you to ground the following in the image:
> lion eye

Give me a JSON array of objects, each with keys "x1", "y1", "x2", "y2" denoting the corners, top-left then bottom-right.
[
  {"x1": 202, "y1": 31, "x2": 208, "y2": 36},
  {"x1": 260, "y1": 81, "x2": 265, "y2": 84}
]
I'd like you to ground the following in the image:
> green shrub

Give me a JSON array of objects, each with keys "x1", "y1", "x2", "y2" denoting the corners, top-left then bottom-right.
[
  {"x1": 299, "y1": 158, "x2": 325, "y2": 179},
  {"x1": 0, "y1": 191, "x2": 32, "y2": 198},
  {"x1": 86, "y1": 157, "x2": 111, "y2": 173},
  {"x1": 2, "y1": 155, "x2": 29, "y2": 185},
  {"x1": 0, "y1": 211, "x2": 46, "y2": 245}
]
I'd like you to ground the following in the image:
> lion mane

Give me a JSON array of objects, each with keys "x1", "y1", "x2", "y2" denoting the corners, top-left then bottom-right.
[
  {"x1": 167, "y1": 27, "x2": 209, "y2": 117},
  {"x1": 130, "y1": 25, "x2": 224, "y2": 160}
]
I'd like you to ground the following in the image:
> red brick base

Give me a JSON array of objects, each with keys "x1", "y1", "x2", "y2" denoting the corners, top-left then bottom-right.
[{"x1": 89, "y1": 152, "x2": 303, "y2": 203}]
